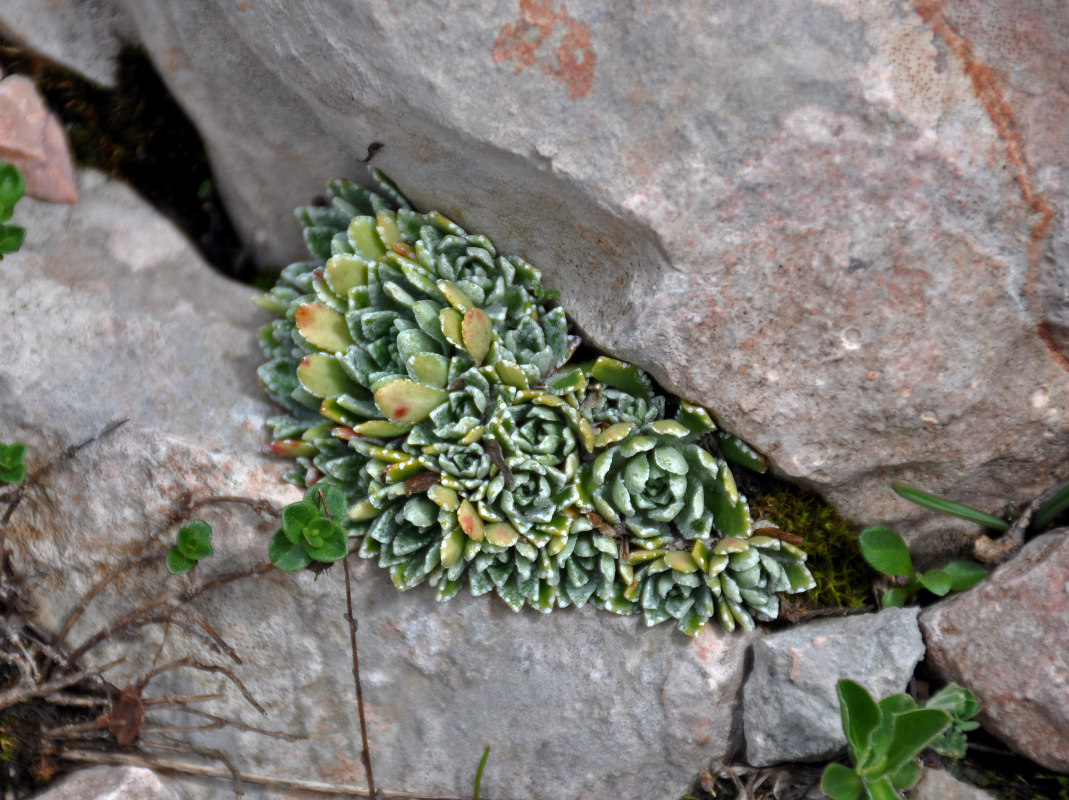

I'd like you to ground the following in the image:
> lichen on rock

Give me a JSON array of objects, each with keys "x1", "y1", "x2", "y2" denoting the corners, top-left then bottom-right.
[{"x1": 257, "y1": 170, "x2": 814, "y2": 635}]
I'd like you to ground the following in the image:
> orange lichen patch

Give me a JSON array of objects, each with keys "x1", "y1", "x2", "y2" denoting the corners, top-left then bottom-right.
[
  {"x1": 492, "y1": 0, "x2": 595, "y2": 100},
  {"x1": 914, "y1": 1, "x2": 1062, "y2": 363}
]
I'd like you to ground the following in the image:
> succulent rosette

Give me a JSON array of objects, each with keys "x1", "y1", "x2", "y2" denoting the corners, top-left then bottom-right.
[
  {"x1": 257, "y1": 170, "x2": 814, "y2": 636},
  {"x1": 582, "y1": 403, "x2": 750, "y2": 546},
  {"x1": 632, "y1": 532, "x2": 815, "y2": 635}
]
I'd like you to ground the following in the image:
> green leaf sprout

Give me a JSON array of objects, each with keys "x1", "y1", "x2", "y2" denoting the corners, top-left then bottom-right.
[
  {"x1": 0, "y1": 163, "x2": 26, "y2": 260},
  {"x1": 166, "y1": 520, "x2": 214, "y2": 575},
  {"x1": 0, "y1": 442, "x2": 27, "y2": 485},
  {"x1": 822, "y1": 679, "x2": 953, "y2": 800},
  {"x1": 269, "y1": 483, "x2": 350, "y2": 572},
  {"x1": 858, "y1": 526, "x2": 985, "y2": 607}
]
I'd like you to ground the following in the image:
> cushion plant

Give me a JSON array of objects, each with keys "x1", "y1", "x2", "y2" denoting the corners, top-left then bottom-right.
[{"x1": 256, "y1": 170, "x2": 813, "y2": 635}]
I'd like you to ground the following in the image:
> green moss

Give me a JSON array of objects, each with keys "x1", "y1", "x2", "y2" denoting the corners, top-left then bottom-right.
[{"x1": 750, "y1": 486, "x2": 873, "y2": 611}]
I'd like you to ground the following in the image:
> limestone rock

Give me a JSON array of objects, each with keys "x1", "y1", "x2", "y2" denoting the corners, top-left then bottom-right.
[
  {"x1": 30, "y1": 766, "x2": 186, "y2": 800},
  {"x1": 906, "y1": 767, "x2": 996, "y2": 800},
  {"x1": 0, "y1": 72, "x2": 78, "y2": 204},
  {"x1": 920, "y1": 529, "x2": 1069, "y2": 772},
  {"x1": 0, "y1": 0, "x2": 133, "y2": 88},
  {"x1": 3, "y1": 1, "x2": 1068, "y2": 559},
  {"x1": 742, "y1": 607, "x2": 925, "y2": 766},
  {"x1": 1, "y1": 171, "x2": 752, "y2": 800}
]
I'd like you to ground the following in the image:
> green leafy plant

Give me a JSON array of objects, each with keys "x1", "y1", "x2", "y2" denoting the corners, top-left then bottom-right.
[
  {"x1": 166, "y1": 519, "x2": 214, "y2": 574},
  {"x1": 0, "y1": 163, "x2": 26, "y2": 259},
  {"x1": 269, "y1": 483, "x2": 349, "y2": 572},
  {"x1": 0, "y1": 442, "x2": 27, "y2": 485},
  {"x1": 858, "y1": 526, "x2": 985, "y2": 607},
  {"x1": 821, "y1": 679, "x2": 952, "y2": 800},
  {"x1": 255, "y1": 170, "x2": 813, "y2": 634},
  {"x1": 924, "y1": 683, "x2": 981, "y2": 759}
]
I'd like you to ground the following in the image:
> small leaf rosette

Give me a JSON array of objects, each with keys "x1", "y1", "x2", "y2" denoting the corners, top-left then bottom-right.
[{"x1": 256, "y1": 170, "x2": 814, "y2": 636}]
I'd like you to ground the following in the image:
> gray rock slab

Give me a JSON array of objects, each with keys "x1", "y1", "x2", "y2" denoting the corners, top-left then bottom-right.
[
  {"x1": 1, "y1": 171, "x2": 753, "y2": 800},
  {"x1": 742, "y1": 607, "x2": 925, "y2": 766},
  {"x1": 30, "y1": 766, "x2": 186, "y2": 800},
  {"x1": 920, "y1": 529, "x2": 1069, "y2": 773},
  {"x1": 3, "y1": 1, "x2": 1068, "y2": 560},
  {"x1": 906, "y1": 767, "x2": 996, "y2": 800}
]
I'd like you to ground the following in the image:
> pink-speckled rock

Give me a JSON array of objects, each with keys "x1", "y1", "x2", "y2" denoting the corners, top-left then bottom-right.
[
  {"x1": 0, "y1": 72, "x2": 78, "y2": 204},
  {"x1": 920, "y1": 529, "x2": 1069, "y2": 772},
  {"x1": 4, "y1": 1, "x2": 1066, "y2": 558},
  {"x1": 1, "y1": 170, "x2": 753, "y2": 800}
]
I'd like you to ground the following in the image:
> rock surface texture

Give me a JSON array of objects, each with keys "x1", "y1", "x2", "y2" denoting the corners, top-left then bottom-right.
[
  {"x1": 1, "y1": 172, "x2": 753, "y2": 800},
  {"x1": 3, "y1": 1, "x2": 1069, "y2": 557},
  {"x1": 906, "y1": 768, "x2": 996, "y2": 800},
  {"x1": 920, "y1": 529, "x2": 1069, "y2": 773},
  {"x1": 30, "y1": 766, "x2": 187, "y2": 800},
  {"x1": 742, "y1": 607, "x2": 925, "y2": 766}
]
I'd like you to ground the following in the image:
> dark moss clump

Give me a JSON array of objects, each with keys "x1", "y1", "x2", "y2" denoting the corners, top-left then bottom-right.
[
  {"x1": 751, "y1": 485, "x2": 873, "y2": 612},
  {"x1": 0, "y1": 38, "x2": 250, "y2": 281}
]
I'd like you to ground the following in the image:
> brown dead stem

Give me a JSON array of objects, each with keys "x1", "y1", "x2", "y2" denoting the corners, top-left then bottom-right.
[{"x1": 65, "y1": 563, "x2": 273, "y2": 667}]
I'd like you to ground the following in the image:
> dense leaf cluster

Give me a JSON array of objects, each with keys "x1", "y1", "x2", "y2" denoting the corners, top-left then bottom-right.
[{"x1": 256, "y1": 171, "x2": 813, "y2": 635}]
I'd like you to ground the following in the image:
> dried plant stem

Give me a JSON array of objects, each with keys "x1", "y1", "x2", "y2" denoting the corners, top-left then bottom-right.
[
  {"x1": 58, "y1": 749, "x2": 476, "y2": 799},
  {"x1": 57, "y1": 493, "x2": 280, "y2": 650},
  {"x1": 343, "y1": 554, "x2": 376, "y2": 799},
  {"x1": 0, "y1": 419, "x2": 129, "y2": 584},
  {"x1": 65, "y1": 564, "x2": 272, "y2": 666},
  {"x1": 0, "y1": 658, "x2": 122, "y2": 711}
]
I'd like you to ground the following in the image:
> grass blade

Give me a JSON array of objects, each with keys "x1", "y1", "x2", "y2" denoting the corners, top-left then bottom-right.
[
  {"x1": 892, "y1": 484, "x2": 1009, "y2": 532},
  {"x1": 1034, "y1": 483, "x2": 1069, "y2": 531},
  {"x1": 473, "y1": 746, "x2": 490, "y2": 800}
]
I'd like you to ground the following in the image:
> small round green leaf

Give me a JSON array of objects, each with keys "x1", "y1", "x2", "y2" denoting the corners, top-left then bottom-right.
[
  {"x1": 881, "y1": 585, "x2": 913, "y2": 608},
  {"x1": 0, "y1": 164, "x2": 25, "y2": 212},
  {"x1": 176, "y1": 520, "x2": 213, "y2": 561},
  {"x1": 269, "y1": 529, "x2": 313, "y2": 572},
  {"x1": 859, "y1": 526, "x2": 915, "y2": 578},
  {"x1": 282, "y1": 501, "x2": 319, "y2": 543},
  {"x1": 305, "y1": 521, "x2": 348, "y2": 562},
  {"x1": 303, "y1": 517, "x2": 334, "y2": 549},
  {"x1": 0, "y1": 442, "x2": 26, "y2": 468},
  {"x1": 166, "y1": 548, "x2": 197, "y2": 575},
  {"x1": 305, "y1": 482, "x2": 347, "y2": 521},
  {"x1": 918, "y1": 568, "x2": 952, "y2": 596},
  {"x1": 821, "y1": 763, "x2": 863, "y2": 800},
  {"x1": 0, "y1": 225, "x2": 25, "y2": 255},
  {"x1": 942, "y1": 560, "x2": 987, "y2": 592},
  {"x1": 0, "y1": 464, "x2": 26, "y2": 484}
]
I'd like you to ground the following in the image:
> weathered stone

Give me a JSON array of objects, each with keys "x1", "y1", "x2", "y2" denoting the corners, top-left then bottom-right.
[
  {"x1": 920, "y1": 529, "x2": 1069, "y2": 772},
  {"x1": 30, "y1": 766, "x2": 186, "y2": 800},
  {"x1": 0, "y1": 72, "x2": 77, "y2": 204},
  {"x1": 0, "y1": 0, "x2": 134, "y2": 88},
  {"x1": 3, "y1": 1, "x2": 1068, "y2": 560},
  {"x1": 742, "y1": 607, "x2": 925, "y2": 766},
  {"x1": 1, "y1": 171, "x2": 752, "y2": 800},
  {"x1": 906, "y1": 767, "x2": 996, "y2": 800}
]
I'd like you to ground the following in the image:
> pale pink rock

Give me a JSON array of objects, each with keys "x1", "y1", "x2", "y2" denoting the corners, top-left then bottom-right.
[
  {"x1": 920, "y1": 529, "x2": 1069, "y2": 772},
  {"x1": 0, "y1": 73, "x2": 78, "y2": 204}
]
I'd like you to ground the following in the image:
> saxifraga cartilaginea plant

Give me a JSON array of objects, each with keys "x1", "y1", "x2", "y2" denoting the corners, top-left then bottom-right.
[{"x1": 256, "y1": 170, "x2": 814, "y2": 635}]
